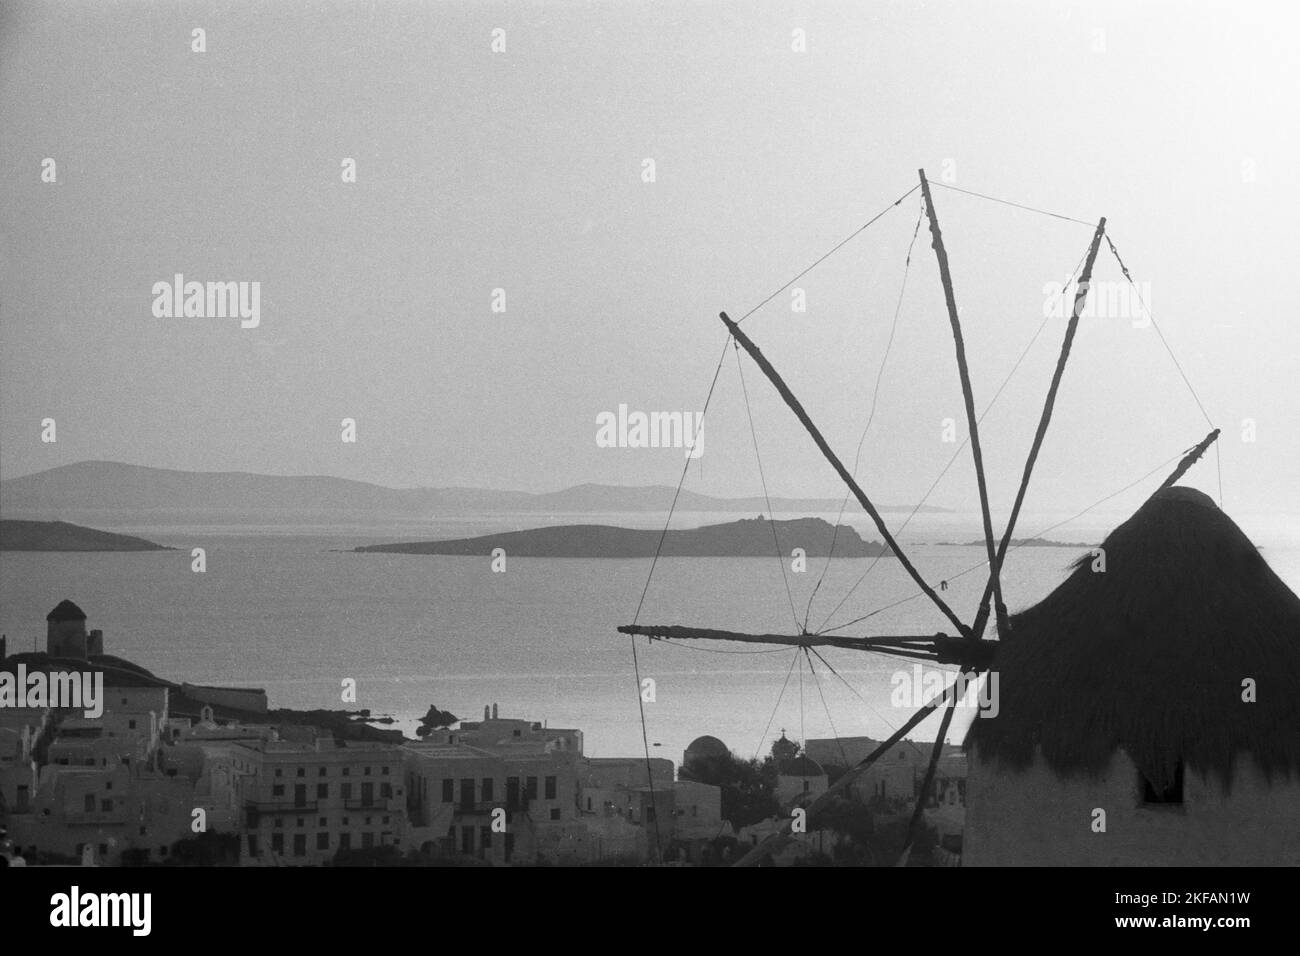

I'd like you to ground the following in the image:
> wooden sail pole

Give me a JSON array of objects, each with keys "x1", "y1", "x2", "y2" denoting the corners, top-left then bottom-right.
[
  {"x1": 1156, "y1": 428, "x2": 1220, "y2": 492},
  {"x1": 616, "y1": 623, "x2": 997, "y2": 668},
  {"x1": 895, "y1": 677, "x2": 965, "y2": 865},
  {"x1": 972, "y1": 216, "x2": 1107, "y2": 637},
  {"x1": 732, "y1": 674, "x2": 967, "y2": 867},
  {"x1": 720, "y1": 312, "x2": 970, "y2": 638},
  {"x1": 917, "y1": 169, "x2": 1008, "y2": 639}
]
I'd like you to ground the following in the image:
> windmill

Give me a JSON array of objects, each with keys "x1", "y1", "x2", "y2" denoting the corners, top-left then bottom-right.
[{"x1": 618, "y1": 169, "x2": 1221, "y2": 866}]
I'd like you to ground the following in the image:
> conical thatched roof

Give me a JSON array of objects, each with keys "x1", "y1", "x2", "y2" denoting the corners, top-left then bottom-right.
[
  {"x1": 46, "y1": 599, "x2": 86, "y2": 622},
  {"x1": 966, "y1": 487, "x2": 1300, "y2": 791}
]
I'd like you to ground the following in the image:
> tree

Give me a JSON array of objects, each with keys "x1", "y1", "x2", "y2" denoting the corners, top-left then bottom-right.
[
  {"x1": 679, "y1": 750, "x2": 778, "y2": 829},
  {"x1": 165, "y1": 830, "x2": 241, "y2": 866},
  {"x1": 415, "y1": 704, "x2": 459, "y2": 738}
]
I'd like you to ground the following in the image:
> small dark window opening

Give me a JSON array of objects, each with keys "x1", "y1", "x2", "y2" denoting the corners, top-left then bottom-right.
[{"x1": 1141, "y1": 761, "x2": 1184, "y2": 805}]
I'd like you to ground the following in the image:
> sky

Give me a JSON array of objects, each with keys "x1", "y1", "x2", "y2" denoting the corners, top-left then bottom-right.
[{"x1": 2, "y1": 0, "x2": 1297, "y2": 521}]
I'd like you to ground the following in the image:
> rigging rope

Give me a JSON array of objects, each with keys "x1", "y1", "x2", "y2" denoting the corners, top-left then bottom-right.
[
  {"x1": 805, "y1": 199, "x2": 926, "y2": 631},
  {"x1": 932, "y1": 181, "x2": 1095, "y2": 227},
  {"x1": 736, "y1": 185, "x2": 921, "y2": 326},
  {"x1": 806, "y1": 645, "x2": 931, "y2": 759},
  {"x1": 812, "y1": 247, "x2": 1092, "y2": 635},
  {"x1": 816, "y1": 445, "x2": 1187, "y2": 634},
  {"x1": 805, "y1": 647, "x2": 852, "y2": 771},
  {"x1": 734, "y1": 343, "x2": 802, "y2": 632},
  {"x1": 754, "y1": 649, "x2": 801, "y2": 759},
  {"x1": 1104, "y1": 233, "x2": 1222, "y2": 506}
]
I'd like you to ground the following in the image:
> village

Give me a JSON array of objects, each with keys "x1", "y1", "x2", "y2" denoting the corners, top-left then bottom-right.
[{"x1": 0, "y1": 598, "x2": 969, "y2": 867}]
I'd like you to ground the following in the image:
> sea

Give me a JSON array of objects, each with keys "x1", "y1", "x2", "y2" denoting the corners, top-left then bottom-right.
[{"x1": 3, "y1": 509, "x2": 1297, "y2": 765}]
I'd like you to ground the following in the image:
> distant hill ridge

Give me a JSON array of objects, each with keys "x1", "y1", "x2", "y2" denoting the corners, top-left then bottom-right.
[
  {"x1": 0, "y1": 461, "x2": 948, "y2": 527},
  {"x1": 0, "y1": 520, "x2": 171, "y2": 552},
  {"x1": 355, "y1": 516, "x2": 892, "y2": 558}
]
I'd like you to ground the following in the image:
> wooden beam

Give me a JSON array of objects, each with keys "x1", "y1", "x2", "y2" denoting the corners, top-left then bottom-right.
[
  {"x1": 896, "y1": 683, "x2": 962, "y2": 865},
  {"x1": 720, "y1": 312, "x2": 971, "y2": 638},
  {"x1": 617, "y1": 623, "x2": 996, "y2": 668},
  {"x1": 1156, "y1": 428, "x2": 1221, "y2": 493},
  {"x1": 918, "y1": 168, "x2": 1006, "y2": 640}
]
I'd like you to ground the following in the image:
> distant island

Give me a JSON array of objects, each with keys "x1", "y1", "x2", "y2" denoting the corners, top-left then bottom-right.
[
  {"x1": 0, "y1": 461, "x2": 949, "y2": 528},
  {"x1": 355, "y1": 516, "x2": 892, "y2": 558},
  {"x1": 0, "y1": 519, "x2": 172, "y2": 552},
  {"x1": 938, "y1": 537, "x2": 1094, "y2": 549}
]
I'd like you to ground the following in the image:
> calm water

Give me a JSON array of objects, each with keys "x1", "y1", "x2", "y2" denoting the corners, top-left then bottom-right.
[{"x1": 3, "y1": 510, "x2": 1296, "y2": 763}]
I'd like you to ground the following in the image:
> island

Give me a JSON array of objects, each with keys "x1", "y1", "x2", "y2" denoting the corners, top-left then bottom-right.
[
  {"x1": 354, "y1": 516, "x2": 892, "y2": 558},
  {"x1": 938, "y1": 537, "x2": 1094, "y2": 549},
  {"x1": 0, "y1": 520, "x2": 173, "y2": 552}
]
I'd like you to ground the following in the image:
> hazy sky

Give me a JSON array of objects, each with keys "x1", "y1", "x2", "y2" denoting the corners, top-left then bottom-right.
[{"x1": 2, "y1": 0, "x2": 1297, "y2": 520}]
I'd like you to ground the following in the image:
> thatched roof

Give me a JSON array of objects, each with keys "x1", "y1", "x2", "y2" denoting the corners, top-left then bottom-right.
[
  {"x1": 965, "y1": 487, "x2": 1300, "y2": 790},
  {"x1": 46, "y1": 599, "x2": 86, "y2": 622}
]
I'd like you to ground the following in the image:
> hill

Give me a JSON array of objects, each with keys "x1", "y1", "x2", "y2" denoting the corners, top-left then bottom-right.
[
  {"x1": 355, "y1": 516, "x2": 891, "y2": 558},
  {"x1": 0, "y1": 520, "x2": 172, "y2": 552},
  {"x1": 0, "y1": 461, "x2": 947, "y2": 528}
]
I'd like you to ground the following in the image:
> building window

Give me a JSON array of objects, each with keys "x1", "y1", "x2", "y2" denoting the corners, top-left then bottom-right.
[
  {"x1": 319, "y1": 817, "x2": 327, "y2": 827},
  {"x1": 362, "y1": 832, "x2": 375, "y2": 849},
  {"x1": 342, "y1": 767, "x2": 351, "y2": 777},
  {"x1": 275, "y1": 768, "x2": 283, "y2": 777},
  {"x1": 380, "y1": 782, "x2": 392, "y2": 799},
  {"x1": 544, "y1": 775, "x2": 557, "y2": 799},
  {"x1": 442, "y1": 779, "x2": 454, "y2": 802},
  {"x1": 274, "y1": 819, "x2": 283, "y2": 828},
  {"x1": 460, "y1": 827, "x2": 473, "y2": 855},
  {"x1": 339, "y1": 832, "x2": 351, "y2": 851},
  {"x1": 296, "y1": 817, "x2": 305, "y2": 827},
  {"x1": 128, "y1": 720, "x2": 136, "y2": 730},
  {"x1": 341, "y1": 782, "x2": 353, "y2": 800},
  {"x1": 364, "y1": 767, "x2": 372, "y2": 776},
  {"x1": 247, "y1": 835, "x2": 259, "y2": 857},
  {"x1": 525, "y1": 777, "x2": 538, "y2": 800},
  {"x1": 273, "y1": 784, "x2": 284, "y2": 797},
  {"x1": 1141, "y1": 761, "x2": 1185, "y2": 805},
  {"x1": 317, "y1": 784, "x2": 328, "y2": 799},
  {"x1": 382, "y1": 766, "x2": 390, "y2": 775},
  {"x1": 504, "y1": 833, "x2": 515, "y2": 862},
  {"x1": 100, "y1": 799, "x2": 112, "y2": 812},
  {"x1": 271, "y1": 833, "x2": 284, "y2": 854},
  {"x1": 479, "y1": 826, "x2": 491, "y2": 855},
  {"x1": 316, "y1": 832, "x2": 329, "y2": 851},
  {"x1": 296, "y1": 768, "x2": 305, "y2": 777},
  {"x1": 550, "y1": 808, "x2": 561, "y2": 821},
  {"x1": 460, "y1": 778, "x2": 475, "y2": 809},
  {"x1": 293, "y1": 834, "x2": 306, "y2": 856},
  {"x1": 83, "y1": 794, "x2": 94, "y2": 812}
]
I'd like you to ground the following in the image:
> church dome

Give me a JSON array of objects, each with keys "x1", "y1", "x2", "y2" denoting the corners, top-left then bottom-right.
[{"x1": 684, "y1": 735, "x2": 730, "y2": 763}]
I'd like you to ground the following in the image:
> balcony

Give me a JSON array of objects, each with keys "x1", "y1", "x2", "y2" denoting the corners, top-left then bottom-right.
[
  {"x1": 452, "y1": 801, "x2": 530, "y2": 818},
  {"x1": 245, "y1": 800, "x2": 318, "y2": 814},
  {"x1": 344, "y1": 797, "x2": 394, "y2": 811},
  {"x1": 66, "y1": 809, "x2": 128, "y2": 826}
]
